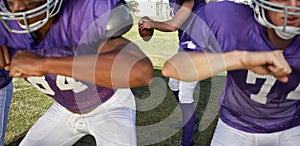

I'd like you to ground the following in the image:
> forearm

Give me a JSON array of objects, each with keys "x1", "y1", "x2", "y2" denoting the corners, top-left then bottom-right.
[
  {"x1": 162, "y1": 50, "x2": 292, "y2": 83},
  {"x1": 162, "y1": 51, "x2": 241, "y2": 81},
  {"x1": 11, "y1": 38, "x2": 154, "y2": 88},
  {"x1": 43, "y1": 50, "x2": 153, "y2": 88},
  {"x1": 151, "y1": 20, "x2": 178, "y2": 32},
  {"x1": 147, "y1": 0, "x2": 194, "y2": 32},
  {"x1": 171, "y1": 0, "x2": 194, "y2": 28}
]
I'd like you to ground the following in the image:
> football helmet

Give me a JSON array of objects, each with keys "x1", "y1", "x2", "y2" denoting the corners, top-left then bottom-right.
[
  {"x1": 250, "y1": 0, "x2": 300, "y2": 39},
  {"x1": 105, "y1": 2, "x2": 133, "y2": 38},
  {"x1": 0, "y1": 0, "x2": 63, "y2": 33}
]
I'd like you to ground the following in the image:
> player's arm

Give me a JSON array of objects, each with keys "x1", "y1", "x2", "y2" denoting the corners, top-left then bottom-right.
[
  {"x1": 162, "y1": 50, "x2": 291, "y2": 83},
  {"x1": 139, "y1": 0, "x2": 194, "y2": 32},
  {"x1": 9, "y1": 37, "x2": 154, "y2": 88},
  {"x1": 0, "y1": 46, "x2": 10, "y2": 70}
]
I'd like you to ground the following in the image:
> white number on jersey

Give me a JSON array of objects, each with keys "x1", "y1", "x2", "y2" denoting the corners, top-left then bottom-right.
[
  {"x1": 27, "y1": 76, "x2": 56, "y2": 96},
  {"x1": 246, "y1": 71, "x2": 277, "y2": 104},
  {"x1": 286, "y1": 83, "x2": 300, "y2": 100},
  {"x1": 246, "y1": 71, "x2": 300, "y2": 104},
  {"x1": 56, "y1": 75, "x2": 88, "y2": 93},
  {"x1": 27, "y1": 75, "x2": 88, "y2": 95}
]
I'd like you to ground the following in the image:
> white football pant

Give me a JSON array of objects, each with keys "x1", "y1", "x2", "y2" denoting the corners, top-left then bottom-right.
[
  {"x1": 211, "y1": 118, "x2": 300, "y2": 146},
  {"x1": 19, "y1": 88, "x2": 137, "y2": 146}
]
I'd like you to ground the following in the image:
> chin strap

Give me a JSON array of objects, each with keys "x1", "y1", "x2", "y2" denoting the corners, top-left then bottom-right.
[
  {"x1": 275, "y1": 30, "x2": 296, "y2": 40},
  {"x1": 274, "y1": 27, "x2": 297, "y2": 40},
  {"x1": 30, "y1": 31, "x2": 42, "y2": 44}
]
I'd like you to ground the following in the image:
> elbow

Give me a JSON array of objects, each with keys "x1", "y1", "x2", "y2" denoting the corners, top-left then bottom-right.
[
  {"x1": 161, "y1": 62, "x2": 169, "y2": 77},
  {"x1": 140, "y1": 71, "x2": 154, "y2": 87},
  {"x1": 162, "y1": 59, "x2": 198, "y2": 82},
  {"x1": 161, "y1": 61, "x2": 176, "y2": 78},
  {"x1": 169, "y1": 26, "x2": 178, "y2": 32},
  {"x1": 130, "y1": 58, "x2": 154, "y2": 87},
  {"x1": 138, "y1": 63, "x2": 154, "y2": 86},
  {"x1": 144, "y1": 63, "x2": 154, "y2": 84}
]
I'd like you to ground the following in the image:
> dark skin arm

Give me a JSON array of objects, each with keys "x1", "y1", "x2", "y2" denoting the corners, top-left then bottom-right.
[
  {"x1": 9, "y1": 37, "x2": 154, "y2": 88},
  {"x1": 138, "y1": 0, "x2": 194, "y2": 32},
  {"x1": 0, "y1": 46, "x2": 10, "y2": 70}
]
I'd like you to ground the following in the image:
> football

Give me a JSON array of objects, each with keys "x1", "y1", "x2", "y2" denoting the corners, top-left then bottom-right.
[{"x1": 138, "y1": 16, "x2": 154, "y2": 42}]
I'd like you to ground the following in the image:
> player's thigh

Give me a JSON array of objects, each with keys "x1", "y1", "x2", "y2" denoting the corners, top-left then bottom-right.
[
  {"x1": 20, "y1": 102, "x2": 85, "y2": 146},
  {"x1": 89, "y1": 89, "x2": 137, "y2": 146},
  {"x1": 92, "y1": 107, "x2": 136, "y2": 146},
  {"x1": 0, "y1": 81, "x2": 12, "y2": 144},
  {"x1": 210, "y1": 118, "x2": 254, "y2": 146},
  {"x1": 279, "y1": 125, "x2": 300, "y2": 146},
  {"x1": 0, "y1": 81, "x2": 13, "y2": 112}
]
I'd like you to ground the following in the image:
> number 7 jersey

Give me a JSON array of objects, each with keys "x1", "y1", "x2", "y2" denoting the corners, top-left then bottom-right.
[{"x1": 184, "y1": 1, "x2": 300, "y2": 133}]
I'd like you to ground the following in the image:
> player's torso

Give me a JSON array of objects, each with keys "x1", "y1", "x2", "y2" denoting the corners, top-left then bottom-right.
[
  {"x1": 1, "y1": 0, "x2": 122, "y2": 112},
  {"x1": 202, "y1": 2, "x2": 300, "y2": 133}
]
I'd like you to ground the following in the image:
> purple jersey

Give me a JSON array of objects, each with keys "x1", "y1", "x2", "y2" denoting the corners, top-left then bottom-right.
[
  {"x1": 0, "y1": 70, "x2": 11, "y2": 89},
  {"x1": 168, "y1": 0, "x2": 206, "y2": 51},
  {"x1": 169, "y1": 0, "x2": 205, "y2": 15},
  {"x1": 0, "y1": 0, "x2": 122, "y2": 112},
  {"x1": 184, "y1": 1, "x2": 300, "y2": 133}
]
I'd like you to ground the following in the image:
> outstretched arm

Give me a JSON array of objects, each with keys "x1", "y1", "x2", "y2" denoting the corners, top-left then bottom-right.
[
  {"x1": 162, "y1": 50, "x2": 291, "y2": 83},
  {"x1": 9, "y1": 37, "x2": 154, "y2": 88},
  {"x1": 138, "y1": 0, "x2": 194, "y2": 32}
]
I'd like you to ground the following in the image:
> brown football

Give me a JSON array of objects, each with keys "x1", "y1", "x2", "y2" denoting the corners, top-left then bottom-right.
[{"x1": 138, "y1": 16, "x2": 154, "y2": 42}]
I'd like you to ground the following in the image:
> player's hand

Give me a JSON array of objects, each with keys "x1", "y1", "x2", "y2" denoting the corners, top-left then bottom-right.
[
  {"x1": 0, "y1": 46, "x2": 10, "y2": 70},
  {"x1": 9, "y1": 50, "x2": 45, "y2": 78},
  {"x1": 239, "y1": 50, "x2": 291, "y2": 82},
  {"x1": 138, "y1": 17, "x2": 154, "y2": 31}
]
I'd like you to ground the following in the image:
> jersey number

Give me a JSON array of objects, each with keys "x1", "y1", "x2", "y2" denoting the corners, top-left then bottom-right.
[
  {"x1": 27, "y1": 76, "x2": 88, "y2": 96},
  {"x1": 246, "y1": 71, "x2": 300, "y2": 104}
]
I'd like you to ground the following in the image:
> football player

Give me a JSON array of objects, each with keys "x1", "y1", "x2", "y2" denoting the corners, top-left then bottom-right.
[
  {"x1": 0, "y1": 67, "x2": 12, "y2": 145},
  {"x1": 0, "y1": 45, "x2": 12, "y2": 146},
  {"x1": 138, "y1": 0, "x2": 206, "y2": 145},
  {"x1": 163, "y1": 0, "x2": 300, "y2": 145},
  {"x1": 0, "y1": 0, "x2": 153, "y2": 145}
]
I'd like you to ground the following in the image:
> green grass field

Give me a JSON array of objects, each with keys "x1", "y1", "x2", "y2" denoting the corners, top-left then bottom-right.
[{"x1": 5, "y1": 16, "x2": 222, "y2": 146}]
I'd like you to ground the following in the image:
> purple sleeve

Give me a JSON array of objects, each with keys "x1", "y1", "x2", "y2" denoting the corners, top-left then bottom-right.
[
  {"x1": 44, "y1": 0, "x2": 120, "y2": 55},
  {"x1": 182, "y1": 2, "x2": 253, "y2": 53}
]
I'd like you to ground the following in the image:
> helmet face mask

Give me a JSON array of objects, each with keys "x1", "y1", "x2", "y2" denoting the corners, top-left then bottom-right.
[
  {"x1": 251, "y1": 0, "x2": 300, "y2": 39},
  {"x1": 0, "y1": 0, "x2": 63, "y2": 34}
]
